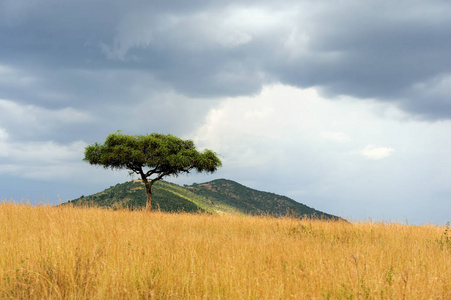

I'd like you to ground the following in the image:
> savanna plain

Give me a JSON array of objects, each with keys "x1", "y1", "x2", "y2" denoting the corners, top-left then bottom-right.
[{"x1": 0, "y1": 203, "x2": 449, "y2": 299}]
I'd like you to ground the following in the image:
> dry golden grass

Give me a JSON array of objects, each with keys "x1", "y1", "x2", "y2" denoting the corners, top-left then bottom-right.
[{"x1": 0, "y1": 202, "x2": 449, "y2": 299}]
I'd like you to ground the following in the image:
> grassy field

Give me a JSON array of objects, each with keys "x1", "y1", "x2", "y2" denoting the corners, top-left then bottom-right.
[{"x1": 0, "y1": 203, "x2": 449, "y2": 299}]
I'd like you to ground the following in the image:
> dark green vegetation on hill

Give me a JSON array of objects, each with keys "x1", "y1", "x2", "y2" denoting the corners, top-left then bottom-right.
[
  {"x1": 65, "y1": 179, "x2": 340, "y2": 220},
  {"x1": 186, "y1": 179, "x2": 338, "y2": 219}
]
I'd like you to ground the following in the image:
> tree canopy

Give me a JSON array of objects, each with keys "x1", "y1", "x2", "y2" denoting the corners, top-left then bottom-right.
[{"x1": 84, "y1": 132, "x2": 222, "y2": 211}]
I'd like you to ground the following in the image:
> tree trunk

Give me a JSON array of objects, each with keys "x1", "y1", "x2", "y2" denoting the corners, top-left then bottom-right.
[
  {"x1": 145, "y1": 182, "x2": 152, "y2": 212},
  {"x1": 140, "y1": 174, "x2": 153, "y2": 212}
]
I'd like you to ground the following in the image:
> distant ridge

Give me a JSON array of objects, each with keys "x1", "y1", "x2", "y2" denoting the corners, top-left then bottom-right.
[
  {"x1": 64, "y1": 178, "x2": 342, "y2": 220},
  {"x1": 185, "y1": 179, "x2": 339, "y2": 219}
]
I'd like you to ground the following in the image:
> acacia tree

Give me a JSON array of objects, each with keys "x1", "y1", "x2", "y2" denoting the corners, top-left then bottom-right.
[{"x1": 83, "y1": 132, "x2": 222, "y2": 211}]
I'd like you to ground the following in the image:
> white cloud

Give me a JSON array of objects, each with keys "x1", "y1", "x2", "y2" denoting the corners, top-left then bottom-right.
[
  {"x1": 192, "y1": 84, "x2": 385, "y2": 182},
  {"x1": 0, "y1": 138, "x2": 87, "y2": 177},
  {"x1": 0, "y1": 127, "x2": 9, "y2": 158},
  {"x1": 321, "y1": 131, "x2": 351, "y2": 143},
  {"x1": 186, "y1": 83, "x2": 451, "y2": 224},
  {"x1": 0, "y1": 99, "x2": 95, "y2": 142},
  {"x1": 0, "y1": 127, "x2": 8, "y2": 141},
  {"x1": 359, "y1": 145, "x2": 394, "y2": 160},
  {"x1": 192, "y1": 84, "x2": 401, "y2": 163},
  {"x1": 11, "y1": 141, "x2": 86, "y2": 164},
  {"x1": 0, "y1": 119, "x2": 89, "y2": 180}
]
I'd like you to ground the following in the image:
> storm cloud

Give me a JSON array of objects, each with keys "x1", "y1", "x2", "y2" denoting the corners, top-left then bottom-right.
[{"x1": 1, "y1": 1, "x2": 451, "y2": 116}]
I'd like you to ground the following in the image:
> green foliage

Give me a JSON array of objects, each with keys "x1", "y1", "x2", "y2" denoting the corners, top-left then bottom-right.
[{"x1": 84, "y1": 132, "x2": 222, "y2": 178}]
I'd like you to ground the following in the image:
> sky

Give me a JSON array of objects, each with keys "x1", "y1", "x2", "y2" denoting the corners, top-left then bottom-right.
[{"x1": 1, "y1": 0, "x2": 450, "y2": 224}]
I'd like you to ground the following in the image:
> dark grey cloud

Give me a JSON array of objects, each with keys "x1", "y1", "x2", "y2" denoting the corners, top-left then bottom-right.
[
  {"x1": 2, "y1": 0, "x2": 451, "y2": 121},
  {"x1": 293, "y1": 1, "x2": 451, "y2": 113}
]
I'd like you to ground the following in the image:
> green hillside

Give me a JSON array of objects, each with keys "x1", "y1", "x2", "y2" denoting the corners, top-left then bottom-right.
[
  {"x1": 64, "y1": 179, "x2": 341, "y2": 220},
  {"x1": 64, "y1": 180, "x2": 239, "y2": 214},
  {"x1": 186, "y1": 179, "x2": 338, "y2": 219}
]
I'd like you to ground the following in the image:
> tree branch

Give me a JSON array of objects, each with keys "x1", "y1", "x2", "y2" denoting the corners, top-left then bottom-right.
[
  {"x1": 125, "y1": 163, "x2": 140, "y2": 175},
  {"x1": 149, "y1": 170, "x2": 172, "y2": 185},
  {"x1": 145, "y1": 164, "x2": 163, "y2": 177}
]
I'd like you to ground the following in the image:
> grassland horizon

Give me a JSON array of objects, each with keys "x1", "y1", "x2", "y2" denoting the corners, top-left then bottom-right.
[{"x1": 1, "y1": 202, "x2": 449, "y2": 299}]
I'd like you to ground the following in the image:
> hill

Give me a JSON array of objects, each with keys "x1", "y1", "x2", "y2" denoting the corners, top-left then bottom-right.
[{"x1": 64, "y1": 178, "x2": 340, "y2": 220}]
